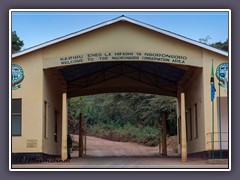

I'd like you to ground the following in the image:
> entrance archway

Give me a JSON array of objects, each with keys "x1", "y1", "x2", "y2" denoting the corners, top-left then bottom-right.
[
  {"x1": 12, "y1": 16, "x2": 228, "y2": 165},
  {"x1": 44, "y1": 60, "x2": 201, "y2": 161}
]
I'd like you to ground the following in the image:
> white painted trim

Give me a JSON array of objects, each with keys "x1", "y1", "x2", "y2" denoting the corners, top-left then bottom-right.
[
  {"x1": 12, "y1": 15, "x2": 228, "y2": 58},
  {"x1": 120, "y1": 16, "x2": 228, "y2": 56}
]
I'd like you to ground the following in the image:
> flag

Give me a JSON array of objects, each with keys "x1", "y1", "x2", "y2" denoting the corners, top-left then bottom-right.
[{"x1": 210, "y1": 59, "x2": 216, "y2": 101}]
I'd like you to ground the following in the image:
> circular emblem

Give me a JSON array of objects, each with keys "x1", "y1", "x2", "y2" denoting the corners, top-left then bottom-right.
[
  {"x1": 12, "y1": 64, "x2": 24, "y2": 90},
  {"x1": 216, "y1": 63, "x2": 228, "y2": 89}
]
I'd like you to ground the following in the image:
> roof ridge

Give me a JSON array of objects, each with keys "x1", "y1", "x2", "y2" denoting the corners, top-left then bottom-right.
[{"x1": 12, "y1": 15, "x2": 228, "y2": 58}]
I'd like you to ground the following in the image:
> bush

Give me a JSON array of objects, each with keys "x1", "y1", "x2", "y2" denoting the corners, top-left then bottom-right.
[
  {"x1": 87, "y1": 122, "x2": 160, "y2": 147},
  {"x1": 68, "y1": 93, "x2": 177, "y2": 147}
]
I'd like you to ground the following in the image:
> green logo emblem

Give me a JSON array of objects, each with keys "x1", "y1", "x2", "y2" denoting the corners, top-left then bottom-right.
[
  {"x1": 216, "y1": 63, "x2": 228, "y2": 91},
  {"x1": 12, "y1": 64, "x2": 24, "y2": 90}
]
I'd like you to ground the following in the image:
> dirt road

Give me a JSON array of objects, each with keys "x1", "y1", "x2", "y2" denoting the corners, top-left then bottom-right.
[
  {"x1": 12, "y1": 135, "x2": 228, "y2": 169},
  {"x1": 71, "y1": 135, "x2": 178, "y2": 157}
]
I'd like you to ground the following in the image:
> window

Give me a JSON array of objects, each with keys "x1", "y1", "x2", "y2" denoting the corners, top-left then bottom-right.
[
  {"x1": 194, "y1": 103, "x2": 198, "y2": 139},
  {"x1": 12, "y1": 99, "x2": 22, "y2": 136},
  {"x1": 189, "y1": 108, "x2": 192, "y2": 141},
  {"x1": 178, "y1": 116, "x2": 181, "y2": 144},
  {"x1": 186, "y1": 108, "x2": 192, "y2": 141},
  {"x1": 54, "y1": 110, "x2": 58, "y2": 142},
  {"x1": 44, "y1": 101, "x2": 49, "y2": 139},
  {"x1": 185, "y1": 111, "x2": 188, "y2": 141}
]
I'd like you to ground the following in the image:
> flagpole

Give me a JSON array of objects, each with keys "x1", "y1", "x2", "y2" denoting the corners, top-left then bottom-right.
[
  {"x1": 218, "y1": 69, "x2": 222, "y2": 159},
  {"x1": 211, "y1": 59, "x2": 215, "y2": 159},
  {"x1": 212, "y1": 99, "x2": 214, "y2": 159}
]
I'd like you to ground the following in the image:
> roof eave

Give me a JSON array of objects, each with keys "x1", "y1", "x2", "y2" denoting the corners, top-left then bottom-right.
[{"x1": 12, "y1": 16, "x2": 228, "y2": 58}]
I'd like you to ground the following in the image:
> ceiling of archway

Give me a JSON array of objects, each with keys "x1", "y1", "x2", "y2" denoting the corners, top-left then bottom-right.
[{"x1": 55, "y1": 61, "x2": 200, "y2": 97}]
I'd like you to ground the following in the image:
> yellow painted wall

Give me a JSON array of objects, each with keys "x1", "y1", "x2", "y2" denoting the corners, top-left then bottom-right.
[
  {"x1": 12, "y1": 51, "x2": 66, "y2": 155},
  {"x1": 12, "y1": 50, "x2": 43, "y2": 153},
  {"x1": 202, "y1": 50, "x2": 228, "y2": 151},
  {"x1": 218, "y1": 97, "x2": 228, "y2": 149},
  {"x1": 42, "y1": 22, "x2": 203, "y2": 68},
  {"x1": 181, "y1": 69, "x2": 206, "y2": 154},
  {"x1": 177, "y1": 49, "x2": 228, "y2": 154},
  {"x1": 42, "y1": 69, "x2": 66, "y2": 155}
]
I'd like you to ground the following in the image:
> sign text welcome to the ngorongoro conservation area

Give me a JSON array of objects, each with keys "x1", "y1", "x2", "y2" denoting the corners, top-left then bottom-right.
[{"x1": 59, "y1": 52, "x2": 187, "y2": 65}]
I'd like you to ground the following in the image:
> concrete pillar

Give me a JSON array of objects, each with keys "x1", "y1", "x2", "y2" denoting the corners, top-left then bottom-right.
[
  {"x1": 181, "y1": 93, "x2": 187, "y2": 162},
  {"x1": 61, "y1": 92, "x2": 68, "y2": 161},
  {"x1": 162, "y1": 112, "x2": 167, "y2": 156}
]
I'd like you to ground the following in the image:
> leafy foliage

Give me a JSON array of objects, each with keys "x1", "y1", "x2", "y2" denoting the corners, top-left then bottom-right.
[
  {"x1": 88, "y1": 122, "x2": 160, "y2": 146},
  {"x1": 199, "y1": 36, "x2": 228, "y2": 52},
  {"x1": 210, "y1": 39, "x2": 228, "y2": 52},
  {"x1": 12, "y1": 31, "x2": 24, "y2": 53},
  {"x1": 68, "y1": 93, "x2": 177, "y2": 146}
]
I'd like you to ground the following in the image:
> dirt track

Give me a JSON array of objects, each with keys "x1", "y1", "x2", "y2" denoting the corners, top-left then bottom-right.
[
  {"x1": 12, "y1": 135, "x2": 229, "y2": 169},
  {"x1": 71, "y1": 135, "x2": 178, "y2": 157}
]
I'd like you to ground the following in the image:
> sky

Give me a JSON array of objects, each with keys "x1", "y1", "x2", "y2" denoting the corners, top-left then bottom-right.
[{"x1": 11, "y1": 10, "x2": 229, "y2": 50}]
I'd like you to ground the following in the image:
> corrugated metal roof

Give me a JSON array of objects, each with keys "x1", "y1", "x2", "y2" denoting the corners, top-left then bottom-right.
[{"x1": 60, "y1": 61, "x2": 185, "y2": 83}]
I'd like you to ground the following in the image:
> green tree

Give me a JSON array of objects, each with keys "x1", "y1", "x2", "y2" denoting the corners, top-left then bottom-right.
[
  {"x1": 12, "y1": 31, "x2": 24, "y2": 53},
  {"x1": 68, "y1": 93, "x2": 178, "y2": 146},
  {"x1": 210, "y1": 39, "x2": 228, "y2": 52},
  {"x1": 199, "y1": 36, "x2": 228, "y2": 52}
]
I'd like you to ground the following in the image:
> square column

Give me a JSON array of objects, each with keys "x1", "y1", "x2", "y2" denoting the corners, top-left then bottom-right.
[
  {"x1": 61, "y1": 92, "x2": 68, "y2": 160},
  {"x1": 181, "y1": 93, "x2": 187, "y2": 162}
]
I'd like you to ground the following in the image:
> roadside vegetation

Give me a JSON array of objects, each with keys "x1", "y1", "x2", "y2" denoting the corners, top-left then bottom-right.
[{"x1": 68, "y1": 93, "x2": 177, "y2": 146}]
